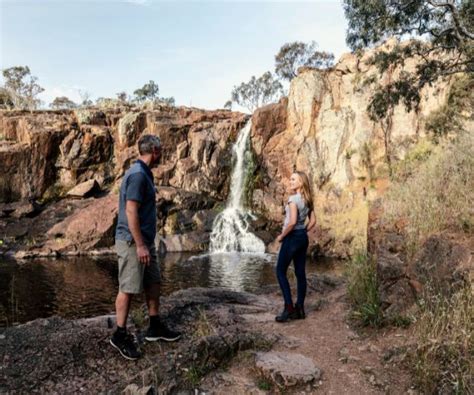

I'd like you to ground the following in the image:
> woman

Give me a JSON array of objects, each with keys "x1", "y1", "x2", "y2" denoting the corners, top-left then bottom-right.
[{"x1": 275, "y1": 171, "x2": 316, "y2": 323}]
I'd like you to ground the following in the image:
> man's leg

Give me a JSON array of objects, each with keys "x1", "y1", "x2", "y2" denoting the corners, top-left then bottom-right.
[
  {"x1": 110, "y1": 240, "x2": 143, "y2": 360},
  {"x1": 115, "y1": 291, "x2": 133, "y2": 328},
  {"x1": 144, "y1": 246, "x2": 181, "y2": 342},
  {"x1": 145, "y1": 282, "x2": 160, "y2": 317}
]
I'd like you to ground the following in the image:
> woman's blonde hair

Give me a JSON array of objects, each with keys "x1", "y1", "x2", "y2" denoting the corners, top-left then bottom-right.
[{"x1": 294, "y1": 171, "x2": 314, "y2": 211}]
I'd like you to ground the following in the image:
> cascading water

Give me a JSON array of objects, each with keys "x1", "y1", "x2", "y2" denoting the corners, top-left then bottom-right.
[{"x1": 209, "y1": 121, "x2": 265, "y2": 253}]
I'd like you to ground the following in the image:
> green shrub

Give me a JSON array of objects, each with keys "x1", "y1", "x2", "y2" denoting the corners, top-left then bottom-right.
[
  {"x1": 346, "y1": 253, "x2": 383, "y2": 327},
  {"x1": 257, "y1": 378, "x2": 273, "y2": 391}
]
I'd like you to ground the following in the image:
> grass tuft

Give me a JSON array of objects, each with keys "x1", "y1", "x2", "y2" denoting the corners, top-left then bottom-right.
[{"x1": 346, "y1": 253, "x2": 383, "y2": 327}]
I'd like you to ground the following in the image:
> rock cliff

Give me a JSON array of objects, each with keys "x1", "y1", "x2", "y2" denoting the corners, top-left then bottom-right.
[
  {"x1": 0, "y1": 106, "x2": 248, "y2": 255},
  {"x1": 251, "y1": 39, "x2": 454, "y2": 257}
]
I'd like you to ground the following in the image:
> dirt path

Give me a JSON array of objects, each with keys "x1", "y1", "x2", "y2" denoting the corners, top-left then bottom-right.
[{"x1": 202, "y1": 281, "x2": 414, "y2": 394}]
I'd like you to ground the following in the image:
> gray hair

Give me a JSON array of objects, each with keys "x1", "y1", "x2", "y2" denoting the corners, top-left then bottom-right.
[{"x1": 138, "y1": 134, "x2": 161, "y2": 155}]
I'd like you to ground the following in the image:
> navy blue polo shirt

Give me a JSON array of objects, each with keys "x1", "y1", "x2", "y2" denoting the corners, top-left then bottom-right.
[{"x1": 115, "y1": 160, "x2": 157, "y2": 245}]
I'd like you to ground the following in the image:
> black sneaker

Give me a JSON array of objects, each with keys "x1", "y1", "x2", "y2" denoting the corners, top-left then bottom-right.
[
  {"x1": 275, "y1": 308, "x2": 298, "y2": 323},
  {"x1": 145, "y1": 323, "x2": 181, "y2": 342},
  {"x1": 110, "y1": 332, "x2": 141, "y2": 360}
]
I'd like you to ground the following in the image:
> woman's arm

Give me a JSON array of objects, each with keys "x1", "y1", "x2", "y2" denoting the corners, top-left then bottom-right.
[
  {"x1": 306, "y1": 210, "x2": 316, "y2": 232},
  {"x1": 277, "y1": 202, "x2": 298, "y2": 242}
]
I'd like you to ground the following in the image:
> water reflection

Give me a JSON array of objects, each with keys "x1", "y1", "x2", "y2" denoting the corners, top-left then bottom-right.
[
  {"x1": 0, "y1": 257, "x2": 119, "y2": 326},
  {"x1": 0, "y1": 253, "x2": 342, "y2": 326}
]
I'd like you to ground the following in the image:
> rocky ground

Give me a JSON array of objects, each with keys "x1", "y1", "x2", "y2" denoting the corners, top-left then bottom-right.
[{"x1": 0, "y1": 273, "x2": 415, "y2": 394}]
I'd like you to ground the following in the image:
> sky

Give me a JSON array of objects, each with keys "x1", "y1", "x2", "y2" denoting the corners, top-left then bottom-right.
[{"x1": 0, "y1": 0, "x2": 350, "y2": 110}]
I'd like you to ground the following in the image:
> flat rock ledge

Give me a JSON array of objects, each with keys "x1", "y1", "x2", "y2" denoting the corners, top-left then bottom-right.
[
  {"x1": 255, "y1": 351, "x2": 322, "y2": 387},
  {"x1": 0, "y1": 288, "x2": 276, "y2": 394}
]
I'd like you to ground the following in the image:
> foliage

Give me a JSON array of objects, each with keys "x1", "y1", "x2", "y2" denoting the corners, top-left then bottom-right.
[
  {"x1": 116, "y1": 91, "x2": 129, "y2": 102},
  {"x1": 0, "y1": 87, "x2": 14, "y2": 109},
  {"x1": 256, "y1": 378, "x2": 273, "y2": 391},
  {"x1": 1, "y1": 66, "x2": 44, "y2": 110},
  {"x1": 391, "y1": 139, "x2": 434, "y2": 181},
  {"x1": 229, "y1": 71, "x2": 284, "y2": 112},
  {"x1": 193, "y1": 308, "x2": 214, "y2": 338},
  {"x1": 78, "y1": 89, "x2": 93, "y2": 107},
  {"x1": 426, "y1": 73, "x2": 474, "y2": 138},
  {"x1": 130, "y1": 306, "x2": 147, "y2": 328},
  {"x1": 344, "y1": 0, "x2": 474, "y2": 112},
  {"x1": 359, "y1": 142, "x2": 375, "y2": 181},
  {"x1": 95, "y1": 97, "x2": 122, "y2": 108},
  {"x1": 49, "y1": 96, "x2": 77, "y2": 109},
  {"x1": 346, "y1": 253, "x2": 383, "y2": 327},
  {"x1": 274, "y1": 41, "x2": 334, "y2": 81},
  {"x1": 384, "y1": 132, "x2": 474, "y2": 253},
  {"x1": 157, "y1": 96, "x2": 175, "y2": 106},
  {"x1": 412, "y1": 283, "x2": 473, "y2": 394},
  {"x1": 132, "y1": 80, "x2": 175, "y2": 106},
  {"x1": 133, "y1": 80, "x2": 159, "y2": 102},
  {"x1": 184, "y1": 365, "x2": 206, "y2": 388}
]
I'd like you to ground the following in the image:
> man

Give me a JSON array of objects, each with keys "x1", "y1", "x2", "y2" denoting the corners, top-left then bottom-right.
[{"x1": 110, "y1": 134, "x2": 181, "y2": 360}]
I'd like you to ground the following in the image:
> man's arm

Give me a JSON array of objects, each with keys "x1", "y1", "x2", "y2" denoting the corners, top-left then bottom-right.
[{"x1": 126, "y1": 199, "x2": 150, "y2": 265}]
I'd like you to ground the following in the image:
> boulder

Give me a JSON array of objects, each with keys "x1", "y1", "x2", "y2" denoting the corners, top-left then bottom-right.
[
  {"x1": 45, "y1": 194, "x2": 118, "y2": 252},
  {"x1": 164, "y1": 231, "x2": 210, "y2": 252},
  {"x1": 66, "y1": 179, "x2": 100, "y2": 198},
  {"x1": 255, "y1": 351, "x2": 322, "y2": 387},
  {"x1": 0, "y1": 200, "x2": 41, "y2": 219}
]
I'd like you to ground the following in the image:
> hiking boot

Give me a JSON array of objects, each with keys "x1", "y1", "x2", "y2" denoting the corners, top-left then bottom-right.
[
  {"x1": 295, "y1": 304, "x2": 306, "y2": 319},
  {"x1": 145, "y1": 322, "x2": 181, "y2": 342},
  {"x1": 275, "y1": 305, "x2": 298, "y2": 323},
  {"x1": 110, "y1": 331, "x2": 141, "y2": 360}
]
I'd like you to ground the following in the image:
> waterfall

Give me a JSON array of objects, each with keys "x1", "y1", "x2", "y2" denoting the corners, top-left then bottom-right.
[{"x1": 209, "y1": 121, "x2": 265, "y2": 253}]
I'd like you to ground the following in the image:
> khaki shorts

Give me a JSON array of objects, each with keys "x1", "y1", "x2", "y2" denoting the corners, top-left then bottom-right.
[{"x1": 115, "y1": 240, "x2": 161, "y2": 294}]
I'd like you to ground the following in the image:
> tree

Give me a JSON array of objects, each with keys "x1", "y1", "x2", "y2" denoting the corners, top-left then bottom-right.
[
  {"x1": 49, "y1": 96, "x2": 77, "y2": 109},
  {"x1": 0, "y1": 88, "x2": 14, "y2": 109},
  {"x1": 224, "y1": 100, "x2": 232, "y2": 110},
  {"x1": 78, "y1": 89, "x2": 93, "y2": 107},
  {"x1": 133, "y1": 80, "x2": 159, "y2": 103},
  {"x1": 116, "y1": 91, "x2": 129, "y2": 102},
  {"x1": 157, "y1": 96, "x2": 175, "y2": 106},
  {"x1": 343, "y1": 0, "x2": 474, "y2": 113},
  {"x1": 2, "y1": 66, "x2": 44, "y2": 110},
  {"x1": 95, "y1": 97, "x2": 119, "y2": 108},
  {"x1": 344, "y1": 1, "x2": 474, "y2": 172},
  {"x1": 275, "y1": 41, "x2": 335, "y2": 81},
  {"x1": 229, "y1": 71, "x2": 284, "y2": 112}
]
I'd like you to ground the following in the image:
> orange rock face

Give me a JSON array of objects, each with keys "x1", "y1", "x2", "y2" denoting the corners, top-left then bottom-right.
[{"x1": 0, "y1": 106, "x2": 249, "y2": 255}]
